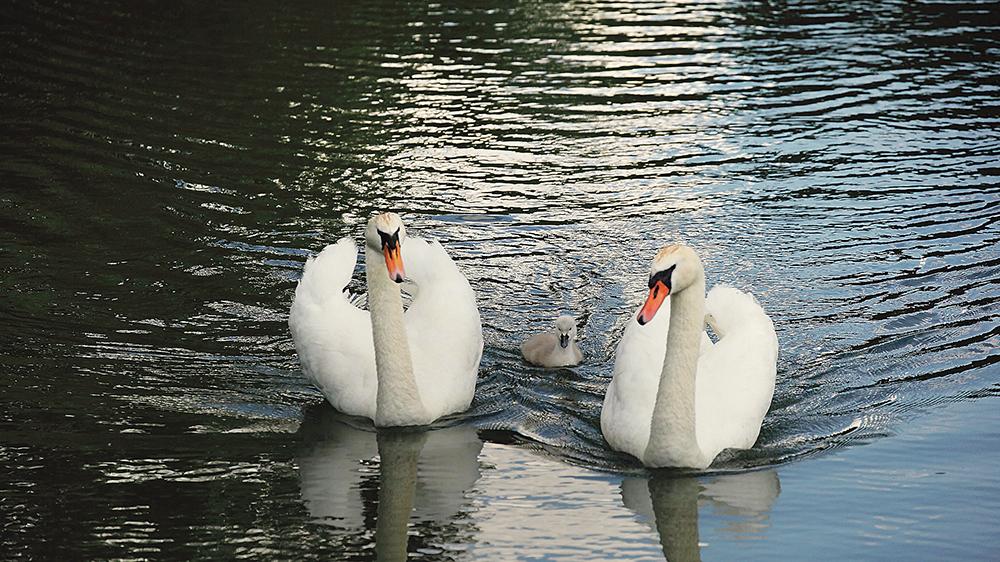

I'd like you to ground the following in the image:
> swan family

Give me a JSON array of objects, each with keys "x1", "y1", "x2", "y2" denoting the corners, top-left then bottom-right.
[{"x1": 289, "y1": 213, "x2": 778, "y2": 468}]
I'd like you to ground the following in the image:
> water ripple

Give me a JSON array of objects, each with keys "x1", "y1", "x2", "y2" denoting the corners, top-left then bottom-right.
[{"x1": 1, "y1": 0, "x2": 999, "y2": 556}]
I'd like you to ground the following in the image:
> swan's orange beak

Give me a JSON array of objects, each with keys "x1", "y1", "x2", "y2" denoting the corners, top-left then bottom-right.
[
  {"x1": 637, "y1": 281, "x2": 668, "y2": 325},
  {"x1": 383, "y1": 244, "x2": 405, "y2": 283}
]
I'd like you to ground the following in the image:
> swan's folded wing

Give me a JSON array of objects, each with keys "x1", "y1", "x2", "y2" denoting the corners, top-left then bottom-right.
[
  {"x1": 696, "y1": 285, "x2": 778, "y2": 454},
  {"x1": 402, "y1": 237, "x2": 482, "y2": 417},
  {"x1": 289, "y1": 238, "x2": 377, "y2": 417},
  {"x1": 703, "y1": 286, "x2": 778, "y2": 354},
  {"x1": 292, "y1": 238, "x2": 360, "y2": 306},
  {"x1": 602, "y1": 303, "x2": 670, "y2": 457}
]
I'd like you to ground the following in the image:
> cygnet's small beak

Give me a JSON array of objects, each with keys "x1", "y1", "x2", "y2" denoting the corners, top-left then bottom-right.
[
  {"x1": 637, "y1": 280, "x2": 669, "y2": 325},
  {"x1": 559, "y1": 333, "x2": 570, "y2": 349}
]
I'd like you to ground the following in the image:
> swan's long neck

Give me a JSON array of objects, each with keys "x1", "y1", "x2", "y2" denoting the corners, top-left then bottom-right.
[
  {"x1": 366, "y1": 245, "x2": 426, "y2": 426},
  {"x1": 643, "y1": 271, "x2": 706, "y2": 468}
]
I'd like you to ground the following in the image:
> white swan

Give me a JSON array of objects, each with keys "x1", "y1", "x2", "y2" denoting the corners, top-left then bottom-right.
[
  {"x1": 601, "y1": 244, "x2": 778, "y2": 468},
  {"x1": 289, "y1": 213, "x2": 483, "y2": 427}
]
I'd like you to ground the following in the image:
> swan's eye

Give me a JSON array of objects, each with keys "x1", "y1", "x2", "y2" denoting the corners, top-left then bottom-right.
[
  {"x1": 378, "y1": 227, "x2": 401, "y2": 250},
  {"x1": 648, "y1": 265, "x2": 675, "y2": 290}
]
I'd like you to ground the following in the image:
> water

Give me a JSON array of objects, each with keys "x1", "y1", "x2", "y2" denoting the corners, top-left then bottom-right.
[{"x1": 1, "y1": 0, "x2": 998, "y2": 558}]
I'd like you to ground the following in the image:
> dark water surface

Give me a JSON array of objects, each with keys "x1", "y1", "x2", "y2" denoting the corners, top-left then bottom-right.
[{"x1": 2, "y1": 0, "x2": 999, "y2": 558}]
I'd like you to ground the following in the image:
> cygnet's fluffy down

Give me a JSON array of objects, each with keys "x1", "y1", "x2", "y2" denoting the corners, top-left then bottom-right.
[{"x1": 520, "y1": 315, "x2": 583, "y2": 367}]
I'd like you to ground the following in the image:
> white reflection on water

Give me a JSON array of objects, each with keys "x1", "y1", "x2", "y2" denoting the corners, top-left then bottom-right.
[
  {"x1": 295, "y1": 405, "x2": 781, "y2": 560},
  {"x1": 467, "y1": 443, "x2": 780, "y2": 560},
  {"x1": 623, "y1": 469, "x2": 780, "y2": 557},
  {"x1": 295, "y1": 407, "x2": 482, "y2": 557}
]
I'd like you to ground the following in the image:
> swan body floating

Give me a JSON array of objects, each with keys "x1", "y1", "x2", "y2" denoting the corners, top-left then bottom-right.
[
  {"x1": 289, "y1": 213, "x2": 483, "y2": 427},
  {"x1": 601, "y1": 244, "x2": 778, "y2": 468},
  {"x1": 520, "y1": 314, "x2": 583, "y2": 367}
]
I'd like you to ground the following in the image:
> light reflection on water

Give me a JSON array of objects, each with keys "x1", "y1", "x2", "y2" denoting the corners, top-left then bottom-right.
[
  {"x1": 1, "y1": 0, "x2": 998, "y2": 558},
  {"x1": 293, "y1": 405, "x2": 783, "y2": 560}
]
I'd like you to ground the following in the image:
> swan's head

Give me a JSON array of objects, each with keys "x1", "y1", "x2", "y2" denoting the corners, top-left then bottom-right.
[
  {"x1": 554, "y1": 315, "x2": 577, "y2": 349},
  {"x1": 637, "y1": 244, "x2": 703, "y2": 325},
  {"x1": 365, "y1": 212, "x2": 407, "y2": 283}
]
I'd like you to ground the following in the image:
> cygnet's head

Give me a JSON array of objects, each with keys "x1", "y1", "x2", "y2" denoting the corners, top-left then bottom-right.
[
  {"x1": 554, "y1": 315, "x2": 577, "y2": 349},
  {"x1": 637, "y1": 244, "x2": 703, "y2": 325},
  {"x1": 365, "y1": 212, "x2": 407, "y2": 283}
]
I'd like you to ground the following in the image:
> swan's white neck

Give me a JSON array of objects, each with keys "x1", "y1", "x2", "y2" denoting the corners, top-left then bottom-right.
[
  {"x1": 643, "y1": 271, "x2": 707, "y2": 468},
  {"x1": 365, "y1": 245, "x2": 426, "y2": 426}
]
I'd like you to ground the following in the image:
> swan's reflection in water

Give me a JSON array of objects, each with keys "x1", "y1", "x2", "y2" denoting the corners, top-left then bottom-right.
[
  {"x1": 296, "y1": 405, "x2": 483, "y2": 559},
  {"x1": 622, "y1": 470, "x2": 781, "y2": 560},
  {"x1": 296, "y1": 403, "x2": 779, "y2": 559}
]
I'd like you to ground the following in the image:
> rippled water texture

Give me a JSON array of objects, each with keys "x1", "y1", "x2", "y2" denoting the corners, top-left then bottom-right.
[{"x1": 2, "y1": 0, "x2": 999, "y2": 558}]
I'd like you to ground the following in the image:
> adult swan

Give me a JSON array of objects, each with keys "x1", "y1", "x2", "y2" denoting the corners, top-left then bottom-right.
[
  {"x1": 289, "y1": 213, "x2": 483, "y2": 427},
  {"x1": 601, "y1": 244, "x2": 778, "y2": 468}
]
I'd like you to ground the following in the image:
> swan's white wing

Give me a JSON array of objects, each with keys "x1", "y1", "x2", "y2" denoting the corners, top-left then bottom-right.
[
  {"x1": 602, "y1": 301, "x2": 671, "y2": 459},
  {"x1": 402, "y1": 237, "x2": 482, "y2": 419},
  {"x1": 289, "y1": 238, "x2": 377, "y2": 419},
  {"x1": 695, "y1": 286, "x2": 778, "y2": 459}
]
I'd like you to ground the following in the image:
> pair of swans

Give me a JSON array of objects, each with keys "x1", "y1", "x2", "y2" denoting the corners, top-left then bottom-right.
[{"x1": 289, "y1": 214, "x2": 778, "y2": 468}]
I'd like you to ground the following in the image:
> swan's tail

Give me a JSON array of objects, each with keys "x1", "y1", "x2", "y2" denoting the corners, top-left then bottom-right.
[{"x1": 704, "y1": 285, "x2": 777, "y2": 349}]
